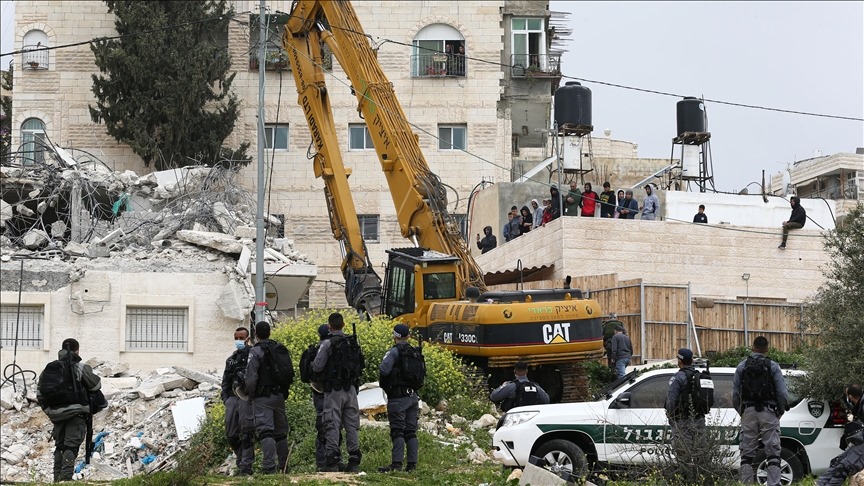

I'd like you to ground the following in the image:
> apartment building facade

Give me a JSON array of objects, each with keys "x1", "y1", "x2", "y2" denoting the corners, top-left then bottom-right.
[{"x1": 9, "y1": 0, "x2": 564, "y2": 308}]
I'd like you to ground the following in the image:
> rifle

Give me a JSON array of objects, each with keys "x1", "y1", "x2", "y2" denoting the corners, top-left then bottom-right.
[{"x1": 85, "y1": 413, "x2": 94, "y2": 464}]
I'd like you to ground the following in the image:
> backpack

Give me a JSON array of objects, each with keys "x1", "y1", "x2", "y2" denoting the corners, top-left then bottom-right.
[
  {"x1": 501, "y1": 380, "x2": 540, "y2": 412},
  {"x1": 38, "y1": 357, "x2": 88, "y2": 408},
  {"x1": 258, "y1": 341, "x2": 295, "y2": 396},
  {"x1": 679, "y1": 368, "x2": 714, "y2": 417},
  {"x1": 324, "y1": 334, "x2": 365, "y2": 392},
  {"x1": 741, "y1": 356, "x2": 776, "y2": 404},
  {"x1": 299, "y1": 343, "x2": 321, "y2": 384},
  {"x1": 393, "y1": 343, "x2": 426, "y2": 390}
]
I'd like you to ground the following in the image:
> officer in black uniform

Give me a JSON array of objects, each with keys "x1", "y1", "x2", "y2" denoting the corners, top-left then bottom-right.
[
  {"x1": 220, "y1": 327, "x2": 254, "y2": 475},
  {"x1": 664, "y1": 348, "x2": 706, "y2": 472},
  {"x1": 489, "y1": 361, "x2": 550, "y2": 411},
  {"x1": 312, "y1": 323, "x2": 341, "y2": 472},
  {"x1": 378, "y1": 324, "x2": 420, "y2": 473}
]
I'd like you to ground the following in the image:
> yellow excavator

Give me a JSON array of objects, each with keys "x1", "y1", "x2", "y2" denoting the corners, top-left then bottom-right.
[{"x1": 281, "y1": 0, "x2": 603, "y2": 401}]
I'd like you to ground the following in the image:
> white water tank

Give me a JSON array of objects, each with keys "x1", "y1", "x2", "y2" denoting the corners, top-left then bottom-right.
[{"x1": 561, "y1": 135, "x2": 591, "y2": 171}]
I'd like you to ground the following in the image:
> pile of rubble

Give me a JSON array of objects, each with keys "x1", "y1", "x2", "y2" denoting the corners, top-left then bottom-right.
[{"x1": 1, "y1": 359, "x2": 501, "y2": 483}]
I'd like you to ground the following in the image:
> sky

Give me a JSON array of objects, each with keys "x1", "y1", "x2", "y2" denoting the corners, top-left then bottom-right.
[
  {"x1": 550, "y1": 1, "x2": 864, "y2": 191},
  {"x1": 2, "y1": 1, "x2": 862, "y2": 192}
]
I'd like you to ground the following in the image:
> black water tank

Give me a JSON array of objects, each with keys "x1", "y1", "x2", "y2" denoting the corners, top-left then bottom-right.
[
  {"x1": 676, "y1": 97, "x2": 706, "y2": 135},
  {"x1": 554, "y1": 81, "x2": 592, "y2": 128}
]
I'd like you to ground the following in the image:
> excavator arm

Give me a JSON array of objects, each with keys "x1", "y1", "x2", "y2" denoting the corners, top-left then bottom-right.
[
  {"x1": 283, "y1": 0, "x2": 486, "y2": 299},
  {"x1": 281, "y1": 2, "x2": 382, "y2": 315}
]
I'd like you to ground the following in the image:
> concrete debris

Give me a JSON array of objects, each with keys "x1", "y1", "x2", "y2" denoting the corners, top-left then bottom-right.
[
  {"x1": 216, "y1": 279, "x2": 254, "y2": 322},
  {"x1": 470, "y1": 414, "x2": 498, "y2": 429},
  {"x1": 0, "y1": 355, "x2": 505, "y2": 483},
  {"x1": 2, "y1": 160, "x2": 315, "y2": 310}
]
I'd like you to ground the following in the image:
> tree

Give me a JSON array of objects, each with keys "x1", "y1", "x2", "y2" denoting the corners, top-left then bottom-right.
[
  {"x1": 797, "y1": 203, "x2": 864, "y2": 399},
  {"x1": 1, "y1": 65, "x2": 12, "y2": 160},
  {"x1": 89, "y1": 0, "x2": 250, "y2": 170}
]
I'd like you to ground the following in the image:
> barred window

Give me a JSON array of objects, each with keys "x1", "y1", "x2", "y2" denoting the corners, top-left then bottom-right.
[
  {"x1": 0, "y1": 305, "x2": 43, "y2": 349},
  {"x1": 125, "y1": 307, "x2": 188, "y2": 351}
]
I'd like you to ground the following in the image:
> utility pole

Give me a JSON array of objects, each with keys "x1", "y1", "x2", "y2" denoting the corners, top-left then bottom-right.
[{"x1": 254, "y1": 0, "x2": 267, "y2": 325}]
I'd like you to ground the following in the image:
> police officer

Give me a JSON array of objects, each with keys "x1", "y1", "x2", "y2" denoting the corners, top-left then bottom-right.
[
  {"x1": 733, "y1": 336, "x2": 788, "y2": 486},
  {"x1": 489, "y1": 361, "x2": 550, "y2": 411},
  {"x1": 312, "y1": 312, "x2": 362, "y2": 473},
  {"x1": 220, "y1": 327, "x2": 254, "y2": 475},
  {"x1": 816, "y1": 384, "x2": 864, "y2": 485},
  {"x1": 312, "y1": 323, "x2": 341, "y2": 472},
  {"x1": 37, "y1": 338, "x2": 102, "y2": 482},
  {"x1": 665, "y1": 348, "x2": 705, "y2": 471},
  {"x1": 244, "y1": 322, "x2": 289, "y2": 475},
  {"x1": 378, "y1": 324, "x2": 420, "y2": 473}
]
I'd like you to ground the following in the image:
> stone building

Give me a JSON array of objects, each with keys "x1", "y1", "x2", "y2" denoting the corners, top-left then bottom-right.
[
  {"x1": 7, "y1": 1, "x2": 567, "y2": 308},
  {"x1": 770, "y1": 151, "x2": 863, "y2": 221}
]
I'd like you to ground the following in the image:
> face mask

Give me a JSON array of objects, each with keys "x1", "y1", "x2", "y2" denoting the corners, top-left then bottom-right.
[{"x1": 234, "y1": 340, "x2": 245, "y2": 350}]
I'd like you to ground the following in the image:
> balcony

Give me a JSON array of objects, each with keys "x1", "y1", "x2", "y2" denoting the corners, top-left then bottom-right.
[
  {"x1": 249, "y1": 50, "x2": 290, "y2": 71},
  {"x1": 510, "y1": 53, "x2": 561, "y2": 78},
  {"x1": 22, "y1": 45, "x2": 49, "y2": 70},
  {"x1": 411, "y1": 53, "x2": 466, "y2": 78}
]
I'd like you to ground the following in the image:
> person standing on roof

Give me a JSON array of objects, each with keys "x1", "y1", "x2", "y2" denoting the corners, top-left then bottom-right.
[
  {"x1": 563, "y1": 181, "x2": 582, "y2": 216},
  {"x1": 618, "y1": 190, "x2": 639, "y2": 219},
  {"x1": 733, "y1": 336, "x2": 789, "y2": 486},
  {"x1": 580, "y1": 182, "x2": 599, "y2": 218},
  {"x1": 599, "y1": 182, "x2": 617, "y2": 218},
  {"x1": 640, "y1": 184, "x2": 660, "y2": 220},
  {"x1": 531, "y1": 199, "x2": 543, "y2": 228},
  {"x1": 778, "y1": 196, "x2": 806, "y2": 250},
  {"x1": 476, "y1": 226, "x2": 497, "y2": 254},
  {"x1": 550, "y1": 186, "x2": 562, "y2": 220}
]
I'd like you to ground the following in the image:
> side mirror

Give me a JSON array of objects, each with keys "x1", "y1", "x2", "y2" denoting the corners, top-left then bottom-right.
[{"x1": 610, "y1": 392, "x2": 631, "y2": 409}]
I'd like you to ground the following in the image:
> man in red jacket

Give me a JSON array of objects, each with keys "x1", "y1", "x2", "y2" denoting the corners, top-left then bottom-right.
[{"x1": 581, "y1": 182, "x2": 599, "y2": 218}]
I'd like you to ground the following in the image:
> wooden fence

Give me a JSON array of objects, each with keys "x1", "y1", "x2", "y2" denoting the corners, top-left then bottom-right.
[{"x1": 488, "y1": 274, "x2": 816, "y2": 363}]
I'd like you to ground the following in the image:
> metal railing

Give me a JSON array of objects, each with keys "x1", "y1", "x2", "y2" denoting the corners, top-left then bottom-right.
[
  {"x1": 411, "y1": 53, "x2": 467, "y2": 78},
  {"x1": 510, "y1": 53, "x2": 561, "y2": 77},
  {"x1": 22, "y1": 45, "x2": 49, "y2": 70}
]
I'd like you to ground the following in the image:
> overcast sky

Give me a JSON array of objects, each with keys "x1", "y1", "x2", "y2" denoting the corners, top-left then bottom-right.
[
  {"x1": 550, "y1": 1, "x2": 864, "y2": 191},
  {"x1": 3, "y1": 1, "x2": 862, "y2": 192}
]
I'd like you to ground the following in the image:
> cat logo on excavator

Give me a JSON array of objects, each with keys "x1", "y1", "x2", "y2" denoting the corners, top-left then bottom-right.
[{"x1": 542, "y1": 322, "x2": 571, "y2": 344}]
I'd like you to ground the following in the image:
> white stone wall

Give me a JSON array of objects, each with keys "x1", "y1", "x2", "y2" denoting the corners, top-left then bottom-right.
[
  {"x1": 475, "y1": 215, "x2": 829, "y2": 302},
  {"x1": 0, "y1": 269, "x2": 238, "y2": 375}
]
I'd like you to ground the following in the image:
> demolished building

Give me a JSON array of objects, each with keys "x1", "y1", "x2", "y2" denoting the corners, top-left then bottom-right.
[{"x1": 0, "y1": 145, "x2": 316, "y2": 376}]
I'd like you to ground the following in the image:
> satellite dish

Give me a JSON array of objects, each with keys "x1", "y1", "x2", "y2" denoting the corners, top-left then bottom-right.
[{"x1": 738, "y1": 188, "x2": 749, "y2": 195}]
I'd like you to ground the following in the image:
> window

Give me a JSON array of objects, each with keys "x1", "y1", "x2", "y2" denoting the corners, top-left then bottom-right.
[
  {"x1": 349, "y1": 124, "x2": 374, "y2": 150},
  {"x1": 21, "y1": 118, "x2": 46, "y2": 165},
  {"x1": 125, "y1": 307, "x2": 188, "y2": 351},
  {"x1": 358, "y1": 214, "x2": 380, "y2": 242},
  {"x1": 384, "y1": 264, "x2": 415, "y2": 317},
  {"x1": 0, "y1": 305, "x2": 43, "y2": 349},
  {"x1": 452, "y1": 213, "x2": 468, "y2": 239},
  {"x1": 412, "y1": 24, "x2": 466, "y2": 77},
  {"x1": 438, "y1": 125, "x2": 466, "y2": 150},
  {"x1": 511, "y1": 18, "x2": 547, "y2": 71},
  {"x1": 22, "y1": 30, "x2": 49, "y2": 69},
  {"x1": 264, "y1": 124, "x2": 289, "y2": 150},
  {"x1": 249, "y1": 14, "x2": 289, "y2": 71},
  {"x1": 423, "y1": 272, "x2": 457, "y2": 300},
  {"x1": 624, "y1": 376, "x2": 670, "y2": 409}
]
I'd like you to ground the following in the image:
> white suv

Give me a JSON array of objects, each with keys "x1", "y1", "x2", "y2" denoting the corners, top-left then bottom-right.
[{"x1": 492, "y1": 367, "x2": 845, "y2": 485}]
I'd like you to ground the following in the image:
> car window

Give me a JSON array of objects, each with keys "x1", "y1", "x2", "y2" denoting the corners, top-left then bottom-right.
[
  {"x1": 625, "y1": 376, "x2": 670, "y2": 408},
  {"x1": 784, "y1": 374, "x2": 804, "y2": 408},
  {"x1": 710, "y1": 373, "x2": 734, "y2": 408}
]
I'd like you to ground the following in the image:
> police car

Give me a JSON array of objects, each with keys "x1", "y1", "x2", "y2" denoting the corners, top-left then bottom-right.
[{"x1": 492, "y1": 367, "x2": 845, "y2": 485}]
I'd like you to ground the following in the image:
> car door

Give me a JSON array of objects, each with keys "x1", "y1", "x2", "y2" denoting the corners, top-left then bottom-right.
[{"x1": 603, "y1": 375, "x2": 672, "y2": 465}]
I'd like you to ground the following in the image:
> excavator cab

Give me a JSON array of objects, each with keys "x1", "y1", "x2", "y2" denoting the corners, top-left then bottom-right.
[{"x1": 383, "y1": 248, "x2": 461, "y2": 319}]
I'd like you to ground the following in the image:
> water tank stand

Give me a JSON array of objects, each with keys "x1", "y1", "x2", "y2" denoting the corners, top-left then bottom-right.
[
  {"x1": 558, "y1": 132, "x2": 594, "y2": 179},
  {"x1": 671, "y1": 133, "x2": 715, "y2": 193}
]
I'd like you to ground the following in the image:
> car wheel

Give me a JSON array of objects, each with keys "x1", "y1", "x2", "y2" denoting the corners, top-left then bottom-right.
[
  {"x1": 754, "y1": 447, "x2": 804, "y2": 486},
  {"x1": 534, "y1": 439, "x2": 587, "y2": 479}
]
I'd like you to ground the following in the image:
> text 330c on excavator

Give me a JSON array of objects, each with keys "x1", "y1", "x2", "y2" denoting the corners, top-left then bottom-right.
[{"x1": 281, "y1": 0, "x2": 604, "y2": 401}]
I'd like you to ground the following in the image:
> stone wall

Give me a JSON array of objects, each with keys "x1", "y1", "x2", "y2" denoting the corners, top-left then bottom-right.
[{"x1": 475, "y1": 215, "x2": 828, "y2": 302}]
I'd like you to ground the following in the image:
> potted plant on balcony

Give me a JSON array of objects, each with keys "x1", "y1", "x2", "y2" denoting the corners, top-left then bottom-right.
[{"x1": 265, "y1": 50, "x2": 289, "y2": 70}]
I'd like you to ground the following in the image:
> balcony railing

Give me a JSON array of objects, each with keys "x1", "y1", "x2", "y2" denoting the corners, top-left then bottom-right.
[
  {"x1": 510, "y1": 53, "x2": 561, "y2": 78},
  {"x1": 22, "y1": 45, "x2": 49, "y2": 70},
  {"x1": 411, "y1": 53, "x2": 467, "y2": 78}
]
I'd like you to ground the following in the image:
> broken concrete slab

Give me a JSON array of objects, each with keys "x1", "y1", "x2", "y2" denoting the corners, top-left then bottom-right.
[
  {"x1": 63, "y1": 241, "x2": 90, "y2": 256},
  {"x1": 172, "y1": 366, "x2": 220, "y2": 386},
  {"x1": 216, "y1": 279, "x2": 253, "y2": 321},
  {"x1": 176, "y1": 230, "x2": 242, "y2": 254},
  {"x1": 159, "y1": 375, "x2": 187, "y2": 392},
  {"x1": 136, "y1": 382, "x2": 165, "y2": 400},
  {"x1": 233, "y1": 226, "x2": 256, "y2": 239},
  {"x1": 22, "y1": 229, "x2": 49, "y2": 249},
  {"x1": 104, "y1": 377, "x2": 139, "y2": 390}
]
